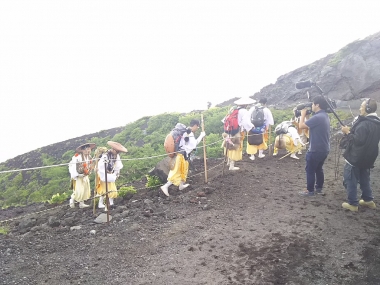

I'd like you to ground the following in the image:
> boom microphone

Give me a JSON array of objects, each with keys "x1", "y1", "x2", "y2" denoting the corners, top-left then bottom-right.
[{"x1": 295, "y1": 80, "x2": 314, "y2": 90}]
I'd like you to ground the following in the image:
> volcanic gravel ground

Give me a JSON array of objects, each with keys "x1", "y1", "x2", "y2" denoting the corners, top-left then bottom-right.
[{"x1": 1, "y1": 145, "x2": 380, "y2": 284}]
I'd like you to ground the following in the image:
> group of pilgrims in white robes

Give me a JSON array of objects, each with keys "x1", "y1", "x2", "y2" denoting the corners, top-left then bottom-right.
[
  {"x1": 221, "y1": 97, "x2": 308, "y2": 171},
  {"x1": 68, "y1": 141, "x2": 127, "y2": 211}
]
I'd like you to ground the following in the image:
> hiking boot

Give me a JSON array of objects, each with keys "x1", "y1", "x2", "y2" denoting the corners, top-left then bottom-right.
[
  {"x1": 298, "y1": 190, "x2": 315, "y2": 197},
  {"x1": 359, "y1": 200, "x2": 376, "y2": 209},
  {"x1": 249, "y1": 155, "x2": 255, "y2": 161},
  {"x1": 342, "y1": 202, "x2": 358, "y2": 212}
]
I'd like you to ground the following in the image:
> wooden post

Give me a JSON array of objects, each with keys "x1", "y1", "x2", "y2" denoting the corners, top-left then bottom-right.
[
  {"x1": 268, "y1": 125, "x2": 272, "y2": 156},
  {"x1": 93, "y1": 173, "x2": 97, "y2": 215},
  {"x1": 201, "y1": 114, "x2": 208, "y2": 184},
  {"x1": 104, "y1": 161, "x2": 110, "y2": 224}
]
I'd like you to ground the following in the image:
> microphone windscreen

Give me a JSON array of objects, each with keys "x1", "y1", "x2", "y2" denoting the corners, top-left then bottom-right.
[{"x1": 295, "y1": 80, "x2": 313, "y2": 89}]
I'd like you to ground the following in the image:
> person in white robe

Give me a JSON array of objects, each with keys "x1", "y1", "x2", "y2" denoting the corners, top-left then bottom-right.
[
  {"x1": 247, "y1": 98, "x2": 274, "y2": 160},
  {"x1": 96, "y1": 141, "x2": 127, "y2": 211},
  {"x1": 222, "y1": 97, "x2": 256, "y2": 170},
  {"x1": 69, "y1": 143, "x2": 96, "y2": 208},
  {"x1": 160, "y1": 119, "x2": 205, "y2": 196}
]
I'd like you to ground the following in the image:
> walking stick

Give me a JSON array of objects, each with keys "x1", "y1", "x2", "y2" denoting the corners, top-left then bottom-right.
[
  {"x1": 279, "y1": 142, "x2": 308, "y2": 160},
  {"x1": 104, "y1": 160, "x2": 110, "y2": 224},
  {"x1": 92, "y1": 176, "x2": 96, "y2": 215},
  {"x1": 268, "y1": 125, "x2": 272, "y2": 156},
  {"x1": 201, "y1": 114, "x2": 208, "y2": 183},
  {"x1": 222, "y1": 144, "x2": 229, "y2": 175}
]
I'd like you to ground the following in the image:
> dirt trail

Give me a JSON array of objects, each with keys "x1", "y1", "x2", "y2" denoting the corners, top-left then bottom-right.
[{"x1": 1, "y1": 145, "x2": 380, "y2": 285}]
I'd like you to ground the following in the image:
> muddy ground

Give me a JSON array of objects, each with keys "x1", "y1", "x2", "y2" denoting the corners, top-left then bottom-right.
[{"x1": 1, "y1": 143, "x2": 380, "y2": 285}]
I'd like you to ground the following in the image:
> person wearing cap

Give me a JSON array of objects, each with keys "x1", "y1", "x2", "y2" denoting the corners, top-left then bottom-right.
[
  {"x1": 68, "y1": 143, "x2": 96, "y2": 208},
  {"x1": 246, "y1": 98, "x2": 274, "y2": 160},
  {"x1": 222, "y1": 97, "x2": 255, "y2": 170},
  {"x1": 160, "y1": 119, "x2": 205, "y2": 196},
  {"x1": 96, "y1": 141, "x2": 127, "y2": 210}
]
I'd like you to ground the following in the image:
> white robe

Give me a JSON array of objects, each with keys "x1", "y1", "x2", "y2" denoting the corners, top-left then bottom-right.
[
  {"x1": 97, "y1": 153, "x2": 123, "y2": 183},
  {"x1": 179, "y1": 131, "x2": 204, "y2": 156},
  {"x1": 68, "y1": 153, "x2": 91, "y2": 202}
]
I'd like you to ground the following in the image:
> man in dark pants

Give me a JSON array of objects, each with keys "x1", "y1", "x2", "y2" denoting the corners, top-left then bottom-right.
[
  {"x1": 298, "y1": 95, "x2": 330, "y2": 196},
  {"x1": 341, "y1": 98, "x2": 380, "y2": 211}
]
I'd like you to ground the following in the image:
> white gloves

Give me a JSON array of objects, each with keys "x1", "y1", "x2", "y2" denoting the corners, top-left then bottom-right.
[{"x1": 198, "y1": 131, "x2": 206, "y2": 140}]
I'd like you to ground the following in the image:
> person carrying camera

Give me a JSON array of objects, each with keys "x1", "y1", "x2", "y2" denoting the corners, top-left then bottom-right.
[
  {"x1": 297, "y1": 95, "x2": 330, "y2": 196},
  {"x1": 341, "y1": 99, "x2": 380, "y2": 212}
]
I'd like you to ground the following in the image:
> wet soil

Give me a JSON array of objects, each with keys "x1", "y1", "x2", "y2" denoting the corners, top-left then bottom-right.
[{"x1": 1, "y1": 144, "x2": 380, "y2": 285}]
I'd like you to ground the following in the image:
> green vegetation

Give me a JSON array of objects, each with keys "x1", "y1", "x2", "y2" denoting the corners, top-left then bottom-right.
[
  {"x1": 48, "y1": 191, "x2": 71, "y2": 204},
  {"x1": 0, "y1": 225, "x2": 9, "y2": 235},
  {"x1": 0, "y1": 106, "x2": 352, "y2": 208},
  {"x1": 118, "y1": 186, "x2": 137, "y2": 198},
  {"x1": 145, "y1": 175, "x2": 162, "y2": 188}
]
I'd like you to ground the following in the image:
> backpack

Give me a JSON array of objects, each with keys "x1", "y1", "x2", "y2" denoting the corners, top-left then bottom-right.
[
  {"x1": 223, "y1": 108, "x2": 240, "y2": 136},
  {"x1": 248, "y1": 129, "x2": 264, "y2": 145},
  {"x1": 164, "y1": 123, "x2": 190, "y2": 157},
  {"x1": 274, "y1": 121, "x2": 292, "y2": 135},
  {"x1": 250, "y1": 106, "x2": 265, "y2": 128}
]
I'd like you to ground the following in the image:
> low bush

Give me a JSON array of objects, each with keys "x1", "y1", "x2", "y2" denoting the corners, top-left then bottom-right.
[{"x1": 118, "y1": 186, "x2": 137, "y2": 198}]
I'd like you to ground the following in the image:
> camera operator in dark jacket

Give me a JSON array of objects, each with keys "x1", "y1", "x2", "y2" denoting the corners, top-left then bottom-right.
[{"x1": 341, "y1": 98, "x2": 380, "y2": 212}]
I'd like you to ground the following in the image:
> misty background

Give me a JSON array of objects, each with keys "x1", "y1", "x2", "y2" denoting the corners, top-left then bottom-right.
[{"x1": 1, "y1": 0, "x2": 379, "y2": 163}]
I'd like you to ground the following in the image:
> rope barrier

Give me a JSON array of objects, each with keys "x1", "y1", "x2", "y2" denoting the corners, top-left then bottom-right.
[
  {"x1": 0, "y1": 120, "x2": 342, "y2": 223},
  {"x1": 0, "y1": 128, "x2": 296, "y2": 174},
  {"x1": 0, "y1": 138, "x2": 228, "y2": 174},
  {"x1": 0, "y1": 161, "x2": 225, "y2": 224}
]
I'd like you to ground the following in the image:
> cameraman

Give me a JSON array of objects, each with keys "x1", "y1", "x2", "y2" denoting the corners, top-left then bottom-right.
[
  {"x1": 298, "y1": 95, "x2": 330, "y2": 196},
  {"x1": 341, "y1": 99, "x2": 380, "y2": 211}
]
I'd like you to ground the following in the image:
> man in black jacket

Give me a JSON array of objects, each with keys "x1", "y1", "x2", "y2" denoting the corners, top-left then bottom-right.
[{"x1": 341, "y1": 98, "x2": 380, "y2": 212}]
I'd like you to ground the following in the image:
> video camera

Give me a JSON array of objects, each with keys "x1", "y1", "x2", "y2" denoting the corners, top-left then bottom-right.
[
  {"x1": 293, "y1": 98, "x2": 337, "y2": 118},
  {"x1": 294, "y1": 80, "x2": 342, "y2": 125},
  {"x1": 294, "y1": 103, "x2": 312, "y2": 118}
]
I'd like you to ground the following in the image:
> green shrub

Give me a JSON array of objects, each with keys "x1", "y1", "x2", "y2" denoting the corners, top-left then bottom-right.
[
  {"x1": 48, "y1": 191, "x2": 71, "y2": 204},
  {"x1": 0, "y1": 225, "x2": 9, "y2": 235},
  {"x1": 145, "y1": 175, "x2": 162, "y2": 188},
  {"x1": 118, "y1": 186, "x2": 137, "y2": 198}
]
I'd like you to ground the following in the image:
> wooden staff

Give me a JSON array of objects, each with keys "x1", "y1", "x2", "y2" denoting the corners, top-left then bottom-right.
[
  {"x1": 93, "y1": 173, "x2": 97, "y2": 215},
  {"x1": 91, "y1": 155, "x2": 99, "y2": 215},
  {"x1": 201, "y1": 114, "x2": 208, "y2": 183},
  {"x1": 104, "y1": 161, "x2": 110, "y2": 224},
  {"x1": 222, "y1": 144, "x2": 229, "y2": 175},
  {"x1": 268, "y1": 125, "x2": 272, "y2": 156}
]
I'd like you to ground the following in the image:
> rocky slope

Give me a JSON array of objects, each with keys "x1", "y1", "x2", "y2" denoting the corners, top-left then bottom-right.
[{"x1": 217, "y1": 31, "x2": 380, "y2": 109}]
